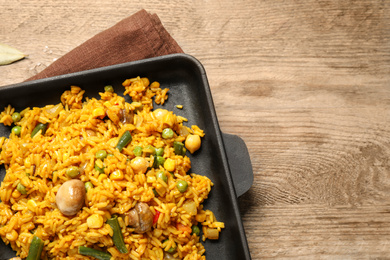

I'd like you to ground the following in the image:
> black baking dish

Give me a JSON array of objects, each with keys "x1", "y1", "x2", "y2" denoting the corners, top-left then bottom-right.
[{"x1": 0, "y1": 53, "x2": 253, "y2": 260}]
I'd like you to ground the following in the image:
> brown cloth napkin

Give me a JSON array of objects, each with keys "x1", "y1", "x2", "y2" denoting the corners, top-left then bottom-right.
[{"x1": 27, "y1": 9, "x2": 183, "y2": 81}]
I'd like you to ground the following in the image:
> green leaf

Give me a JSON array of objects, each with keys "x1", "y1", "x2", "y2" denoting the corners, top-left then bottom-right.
[{"x1": 0, "y1": 43, "x2": 26, "y2": 65}]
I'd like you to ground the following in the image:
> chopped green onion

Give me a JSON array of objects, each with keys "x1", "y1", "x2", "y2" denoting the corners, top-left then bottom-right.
[
  {"x1": 94, "y1": 163, "x2": 104, "y2": 174},
  {"x1": 104, "y1": 85, "x2": 114, "y2": 93},
  {"x1": 173, "y1": 141, "x2": 185, "y2": 156},
  {"x1": 153, "y1": 156, "x2": 165, "y2": 169},
  {"x1": 155, "y1": 147, "x2": 164, "y2": 156},
  {"x1": 133, "y1": 146, "x2": 143, "y2": 157}
]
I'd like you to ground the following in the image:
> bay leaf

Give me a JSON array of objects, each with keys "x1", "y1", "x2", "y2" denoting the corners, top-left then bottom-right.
[{"x1": 0, "y1": 43, "x2": 26, "y2": 65}]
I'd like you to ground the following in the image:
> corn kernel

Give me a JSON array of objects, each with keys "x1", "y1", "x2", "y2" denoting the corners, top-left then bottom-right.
[
  {"x1": 98, "y1": 174, "x2": 107, "y2": 182},
  {"x1": 87, "y1": 214, "x2": 104, "y2": 228},
  {"x1": 195, "y1": 213, "x2": 206, "y2": 222},
  {"x1": 92, "y1": 108, "x2": 105, "y2": 119},
  {"x1": 103, "y1": 101, "x2": 111, "y2": 108},
  {"x1": 63, "y1": 152, "x2": 70, "y2": 162},
  {"x1": 164, "y1": 158, "x2": 176, "y2": 172},
  {"x1": 176, "y1": 105, "x2": 183, "y2": 109},
  {"x1": 110, "y1": 170, "x2": 124, "y2": 181},
  {"x1": 11, "y1": 189, "x2": 21, "y2": 199},
  {"x1": 27, "y1": 199, "x2": 37, "y2": 212},
  {"x1": 24, "y1": 157, "x2": 31, "y2": 168},
  {"x1": 6, "y1": 229, "x2": 18, "y2": 241},
  {"x1": 95, "y1": 159, "x2": 104, "y2": 169},
  {"x1": 147, "y1": 176, "x2": 156, "y2": 183}
]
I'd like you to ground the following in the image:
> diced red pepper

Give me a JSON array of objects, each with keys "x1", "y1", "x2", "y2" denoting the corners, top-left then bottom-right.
[{"x1": 153, "y1": 210, "x2": 161, "y2": 224}]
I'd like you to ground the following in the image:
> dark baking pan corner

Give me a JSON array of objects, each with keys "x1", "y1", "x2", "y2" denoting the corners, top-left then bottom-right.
[{"x1": 0, "y1": 54, "x2": 252, "y2": 260}]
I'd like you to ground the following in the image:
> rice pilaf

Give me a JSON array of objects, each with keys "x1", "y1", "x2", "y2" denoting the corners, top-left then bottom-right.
[{"x1": 0, "y1": 77, "x2": 224, "y2": 260}]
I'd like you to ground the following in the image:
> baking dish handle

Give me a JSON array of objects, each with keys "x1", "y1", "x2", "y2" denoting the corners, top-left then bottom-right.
[{"x1": 221, "y1": 133, "x2": 254, "y2": 197}]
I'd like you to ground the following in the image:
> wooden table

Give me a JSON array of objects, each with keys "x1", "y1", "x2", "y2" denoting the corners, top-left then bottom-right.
[{"x1": 1, "y1": 1, "x2": 390, "y2": 259}]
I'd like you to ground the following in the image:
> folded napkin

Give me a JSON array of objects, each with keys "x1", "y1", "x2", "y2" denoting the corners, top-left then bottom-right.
[{"x1": 27, "y1": 9, "x2": 183, "y2": 81}]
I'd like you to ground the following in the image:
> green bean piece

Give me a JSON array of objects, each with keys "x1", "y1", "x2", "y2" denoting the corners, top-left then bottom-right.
[
  {"x1": 116, "y1": 131, "x2": 132, "y2": 152},
  {"x1": 173, "y1": 141, "x2": 185, "y2": 156},
  {"x1": 78, "y1": 246, "x2": 112, "y2": 260},
  {"x1": 11, "y1": 112, "x2": 21, "y2": 122},
  {"x1": 94, "y1": 163, "x2": 104, "y2": 174},
  {"x1": 153, "y1": 156, "x2": 165, "y2": 169},
  {"x1": 191, "y1": 225, "x2": 200, "y2": 236},
  {"x1": 133, "y1": 146, "x2": 143, "y2": 157},
  {"x1": 156, "y1": 171, "x2": 168, "y2": 183},
  {"x1": 176, "y1": 180, "x2": 188, "y2": 193},
  {"x1": 104, "y1": 85, "x2": 114, "y2": 93},
  {"x1": 95, "y1": 150, "x2": 107, "y2": 160},
  {"x1": 31, "y1": 123, "x2": 48, "y2": 138},
  {"x1": 66, "y1": 166, "x2": 80, "y2": 178},
  {"x1": 12, "y1": 126, "x2": 21, "y2": 136},
  {"x1": 153, "y1": 189, "x2": 158, "y2": 197},
  {"x1": 26, "y1": 235, "x2": 44, "y2": 260},
  {"x1": 17, "y1": 183, "x2": 27, "y2": 195},
  {"x1": 162, "y1": 128, "x2": 174, "y2": 139},
  {"x1": 107, "y1": 215, "x2": 129, "y2": 254},
  {"x1": 155, "y1": 147, "x2": 164, "y2": 156},
  {"x1": 85, "y1": 182, "x2": 93, "y2": 192}
]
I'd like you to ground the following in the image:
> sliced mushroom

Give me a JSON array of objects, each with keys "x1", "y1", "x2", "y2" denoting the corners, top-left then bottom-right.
[
  {"x1": 123, "y1": 202, "x2": 153, "y2": 233},
  {"x1": 119, "y1": 109, "x2": 134, "y2": 124},
  {"x1": 55, "y1": 179, "x2": 86, "y2": 216}
]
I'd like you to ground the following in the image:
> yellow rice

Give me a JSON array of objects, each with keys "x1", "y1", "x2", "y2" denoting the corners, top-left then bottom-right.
[{"x1": 0, "y1": 77, "x2": 224, "y2": 259}]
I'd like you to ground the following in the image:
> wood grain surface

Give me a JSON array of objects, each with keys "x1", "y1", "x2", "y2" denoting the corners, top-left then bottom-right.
[{"x1": 1, "y1": 0, "x2": 390, "y2": 259}]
